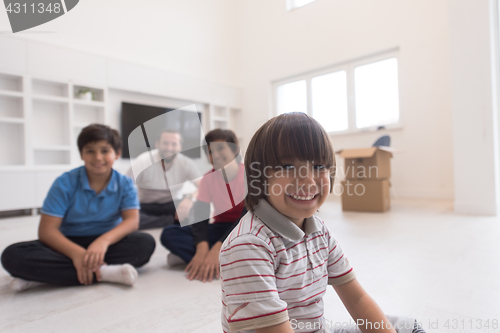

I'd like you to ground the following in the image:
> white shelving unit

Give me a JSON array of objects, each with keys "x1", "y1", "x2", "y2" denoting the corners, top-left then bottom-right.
[
  {"x1": 208, "y1": 105, "x2": 244, "y2": 151},
  {"x1": 0, "y1": 72, "x2": 107, "y2": 168},
  {"x1": 0, "y1": 73, "x2": 25, "y2": 167}
]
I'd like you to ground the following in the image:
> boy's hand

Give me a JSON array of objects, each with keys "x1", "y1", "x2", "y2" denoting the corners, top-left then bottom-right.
[
  {"x1": 185, "y1": 241, "x2": 209, "y2": 280},
  {"x1": 199, "y1": 247, "x2": 220, "y2": 282},
  {"x1": 84, "y1": 238, "x2": 110, "y2": 276},
  {"x1": 72, "y1": 250, "x2": 94, "y2": 285}
]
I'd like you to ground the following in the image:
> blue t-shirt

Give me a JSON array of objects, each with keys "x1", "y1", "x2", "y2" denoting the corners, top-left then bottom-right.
[{"x1": 41, "y1": 166, "x2": 140, "y2": 237}]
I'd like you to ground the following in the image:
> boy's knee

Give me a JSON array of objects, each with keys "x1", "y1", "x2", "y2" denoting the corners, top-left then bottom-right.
[
  {"x1": 130, "y1": 232, "x2": 156, "y2": 256},
  {"x1": 1, "y1": 244, "x2": 21, "y2": 273},
  {"x1": 160, "y1": 225, "x2": 179, "y2": 249}
]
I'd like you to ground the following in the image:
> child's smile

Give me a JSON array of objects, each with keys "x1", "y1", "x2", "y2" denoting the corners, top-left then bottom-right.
[
  {"x1": 267, "y1": 160, "x2": 331, "y2": 226},
  {"x1": 81, "y1": 140, "x2": 119, "y2": 177}
]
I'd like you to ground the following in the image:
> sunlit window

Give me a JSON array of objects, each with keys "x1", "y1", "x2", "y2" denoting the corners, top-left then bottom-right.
[
  {"x1": 354, "y1": 58, "x2": 399, "y2": 129},
  {"x1": 277, "y1": 80, "x2": 307, "y2": 114},
  {"x1": 311, "y1": 71, "x2": 348, "y2": 132},
  {"x1": 274, "y1": 54, "x2": 400, "y2": 133}
]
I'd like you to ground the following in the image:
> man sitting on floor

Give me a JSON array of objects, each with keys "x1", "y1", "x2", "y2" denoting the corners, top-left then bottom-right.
[{"x1": 127, "y1": 129, "x2": 201, "y2": 229}]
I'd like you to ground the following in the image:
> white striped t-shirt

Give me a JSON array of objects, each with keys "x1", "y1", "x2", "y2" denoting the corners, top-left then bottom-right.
[{"x1": 220, "y1": 199, "x2": 356, "y2": 333}]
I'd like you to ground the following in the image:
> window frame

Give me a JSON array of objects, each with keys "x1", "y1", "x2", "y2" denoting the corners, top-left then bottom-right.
[{"x1": 272, "y1": 49, "x2": 403, "y2": 136}]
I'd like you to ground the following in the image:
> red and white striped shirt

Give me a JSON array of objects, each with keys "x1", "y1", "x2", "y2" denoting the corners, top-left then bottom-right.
[{"x1": 220, "y1": 199, "x2": 356, "y2": 333}]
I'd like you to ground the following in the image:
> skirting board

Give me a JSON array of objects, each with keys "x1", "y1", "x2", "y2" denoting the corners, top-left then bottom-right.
[{"x1": 454, "y1": 201, "x2": 499, "y2": 216}]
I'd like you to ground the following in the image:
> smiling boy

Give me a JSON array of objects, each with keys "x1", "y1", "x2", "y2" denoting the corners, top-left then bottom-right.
[
  {"x1": 1, "y1": 124, "x2": 155, "y2": 291},
  {"x1": 220, "y1": 113, "x2": 424, "y2": 333}
]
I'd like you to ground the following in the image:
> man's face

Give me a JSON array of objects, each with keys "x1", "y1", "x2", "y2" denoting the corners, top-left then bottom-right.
[{"x1": 156, "y1": 132, "x2": 182, "y2": 162}]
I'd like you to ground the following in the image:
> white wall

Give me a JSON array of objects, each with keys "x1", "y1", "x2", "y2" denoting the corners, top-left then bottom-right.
[
  {"x1": 0, "y1": 0, "x2": 242, "y2": 88},
  {"x1": 238, "y1": 0, "x2": 454, "y2": 199},
  {"x1": 449, "y1": 0, "x2": 500, "y2": 215}
]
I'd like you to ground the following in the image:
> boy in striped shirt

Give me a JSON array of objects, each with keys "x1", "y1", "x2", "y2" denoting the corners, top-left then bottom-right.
[{"x1": 220, "y1": 113, "x2": 424, "y2": 333}]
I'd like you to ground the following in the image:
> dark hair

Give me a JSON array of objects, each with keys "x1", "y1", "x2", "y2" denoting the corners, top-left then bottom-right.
[
  {"x1": 77, "y1": 124, "x2": 122, "y2": 154},
  {"x1": 203, "y1": 129, "x2": 240, "y2": 160},
  {"x1": 244, "y1": 112, "x2": 335, "y2": 211}
]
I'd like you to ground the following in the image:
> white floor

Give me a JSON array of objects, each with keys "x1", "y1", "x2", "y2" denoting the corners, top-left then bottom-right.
[{"x1": 1, "y1": 198, "x2": 499, "y2": 333}]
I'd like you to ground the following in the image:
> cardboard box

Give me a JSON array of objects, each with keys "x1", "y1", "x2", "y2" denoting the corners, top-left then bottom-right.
[
  {"x1": 337, "y1": 147, "x2": 393, "y2": 180},
  {"x1": 341, "y1": 179, "x2": 390, "y2": 212}
]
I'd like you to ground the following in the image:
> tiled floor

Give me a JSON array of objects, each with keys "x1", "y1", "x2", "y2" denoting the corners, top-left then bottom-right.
[{"x1": 1, "y1": 198, "x2": 499, "y2": 333}]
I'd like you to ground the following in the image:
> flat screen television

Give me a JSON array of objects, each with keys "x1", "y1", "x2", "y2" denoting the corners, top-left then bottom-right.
[{"x1": 121, "y1": 102, "x2": 202, "y2": 159}]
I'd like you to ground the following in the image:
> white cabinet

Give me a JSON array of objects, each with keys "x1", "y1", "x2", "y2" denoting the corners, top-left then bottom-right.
[
  {"x1": 208, "y1": 105, "x2": 244, "y2": 149},
  {"x1": 0, "y1": 71, "x2": 107, "y2": 212},
  {"x1": 0, "y1": 173, "x2": 36, "y2": 211},
  {"x1": 0, "y1": 72, "x2": 107, "y2": 169}
]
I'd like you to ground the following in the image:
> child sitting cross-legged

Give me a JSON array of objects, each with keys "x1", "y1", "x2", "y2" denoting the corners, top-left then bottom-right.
[
  {"x1": 220, "y1": 113, "x2": 425, "y2": 333},
  {"x1": 1, "y1": 124, "x2": 156, "y2": 291},
  {"x1": 161, "y1": 129, "x2": 246, "y2": 282}
]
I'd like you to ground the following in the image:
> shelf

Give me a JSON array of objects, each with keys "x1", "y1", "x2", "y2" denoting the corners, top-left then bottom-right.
[
  {"x1": 33, "y1": 146, "x2": 71, "y2": 151},
  {"x1": 32, "y1": 78, "x2": 68, "y2": 98},
  {"x1": 0, "y1": 95, "x2": 23, "y2": 118},
  {"x1": 214, "y1": 120, "x2": 228, "y2": 129},
  {"x1": 0, "y1": 90, "x2": 23, "y2": 98},
  {"x1": 34, "y1": 150, "x2": 70, "y2": 166},
  {"x1": 73, "y1": 85, "x2": 104, "y2": 102},
  {"x1": 74, "y1": 103, "x2": 104, "y2": 125},
  {"x1": 211, "y1": 115, "x2": 228, "y2": 122},
  {"x1": 73, "y1": 99, "x2": 105, "y2": 107},
  {"x1": 32, "y1": 100, "x2": 70, "y2": 147},
  {"x1": 32, "y1": 95, "x2": 69, "y2": 104},
  {"x1": 0, "y1": 72, "x2": 108, "y2": 171},
  {"x1": 0, "y1": 122, "x2": 24, "y2": 166},
  {"x1": 0, "y1": 73, "x2": 22, "y2": 93},
  {"x1": 213, "y1": 106, "x2": 227, "y2": 118},
  {"x1": 0, "y1": 117, "x2": 24, "y2": 124}
]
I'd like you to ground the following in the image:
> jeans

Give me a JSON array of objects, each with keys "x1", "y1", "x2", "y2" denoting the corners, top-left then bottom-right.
[{"x1": 160, "y1": 223, "x2": 234, "y2": 264}]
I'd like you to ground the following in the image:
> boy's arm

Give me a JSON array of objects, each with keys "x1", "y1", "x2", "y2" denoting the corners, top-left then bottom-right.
[
  {"x1": 333, "y1": 278, "x2": 397, "y2": 333},
  {"x1": 84, "y1": 209, "x2": 139, "y2": 271},
  {"x1": 255, "y1": 321, "x2": 294, "y2": 333},
  {"x1": 38, "y1": 214, "x2": 93, "y2": 285},
  {"x1": 38, "y1": 214, "x2": 86, "y2": 260},
  {"x1": 197, "y1": 207, "x2": 248, "y2": 282}
]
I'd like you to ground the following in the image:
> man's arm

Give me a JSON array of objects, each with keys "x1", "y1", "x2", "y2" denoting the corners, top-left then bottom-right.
[{"x1": 333, "y1": 279, "x2": 397, "y2": 333}]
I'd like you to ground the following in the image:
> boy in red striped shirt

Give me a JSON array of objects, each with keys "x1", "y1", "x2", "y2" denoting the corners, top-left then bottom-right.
[{"x1": 220, "y1": 113, "x2": 425, "y2": 333}]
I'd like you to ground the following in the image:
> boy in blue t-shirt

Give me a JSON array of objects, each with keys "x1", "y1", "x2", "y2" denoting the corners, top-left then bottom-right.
[{"x1": 1, "y1": 124, "x2": 155, "y2": 291}]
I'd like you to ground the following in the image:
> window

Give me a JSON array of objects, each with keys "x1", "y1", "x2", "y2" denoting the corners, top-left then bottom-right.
[
  {"x1": 287, "y1": 0, "x2": 317, "y2": 11},
  {"x1": 277, "y1": 80, "x2": 307, "y2": 114},
  {"x1": 274, "y1": 52, "x2": 401, "y2": 133},
  {"x1": 311, "y1": 71, "x2": 348, "y2": 132},
  {"x1": 354, "y1": 58, "x2": 399, "y2": 129}
]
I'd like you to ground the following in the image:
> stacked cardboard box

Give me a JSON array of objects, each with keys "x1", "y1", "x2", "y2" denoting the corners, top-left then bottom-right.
[{"x1": 337, "y1": 147, "x2": 393, "y2": 212}]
